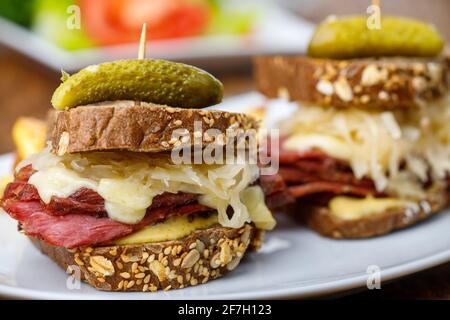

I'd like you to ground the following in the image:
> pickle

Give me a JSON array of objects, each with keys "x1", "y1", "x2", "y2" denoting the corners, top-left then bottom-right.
[
  {"x1": 308, "y1": 16, "x2": 444, "y2": 59},
  {"x1": 51, "y1": 59, "x2": 223, "y2": 110}
]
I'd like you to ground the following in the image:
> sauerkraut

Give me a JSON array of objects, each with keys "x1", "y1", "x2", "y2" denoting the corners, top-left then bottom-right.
[
  {"x1": 18, "y1": 148, "x2": 261, "y2": 228},
  {"x1": 281, "y1": 94, "x2": 450, "y2": 199}
]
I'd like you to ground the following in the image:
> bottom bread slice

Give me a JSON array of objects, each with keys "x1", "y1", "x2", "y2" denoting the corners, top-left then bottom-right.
[
  {"x1": 295, "y1": 191, "x2": 448, "y2": 239},
  {"x1": 30, "y1": 223, "x2": 263, "y2": 292}
]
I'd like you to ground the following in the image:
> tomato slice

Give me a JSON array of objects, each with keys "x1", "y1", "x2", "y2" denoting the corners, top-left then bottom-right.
[{"x1": 79, "y1": 0, "x2": 211, "y2": 46}]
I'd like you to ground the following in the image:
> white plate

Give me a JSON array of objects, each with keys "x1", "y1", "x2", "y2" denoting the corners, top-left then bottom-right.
[
  {"x1": 0, "y1": 1, "x2": 314, "y2": 72},
  {"x1": 1, "y1": 94, "x2": 450, "y2": 300}
]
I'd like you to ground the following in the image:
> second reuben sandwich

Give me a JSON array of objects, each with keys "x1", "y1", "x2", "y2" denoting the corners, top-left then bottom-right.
[
  {"x1": 1, "y1": 59, "x2": 276, "y2": 292},
  {"x1": 254, "y1": 15, "x2": 450, "y2": 239}
]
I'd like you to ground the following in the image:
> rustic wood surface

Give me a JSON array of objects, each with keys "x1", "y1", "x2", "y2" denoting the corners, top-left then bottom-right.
[{"x1": 1, "y1": 1, "x2": 450, "y2": 299}]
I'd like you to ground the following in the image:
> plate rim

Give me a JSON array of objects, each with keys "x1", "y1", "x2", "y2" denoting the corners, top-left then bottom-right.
[{"x1": 0, "y1": 247, "x2": 449, "y2": 299}]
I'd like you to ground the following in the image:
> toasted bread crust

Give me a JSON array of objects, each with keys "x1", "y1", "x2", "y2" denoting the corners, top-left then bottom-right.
[
  {"x1": 30, "y1": 223, "x2": 262, "y2": 292},
  {"x1": 50, "y1": 101, "x2": 259, "y2": 154},
  {"x1": 254, "y1": 56, "x2": 449, "y2": 109},
  {"x1": 296, "y1": 191, "x2": 448, "y2": 239}
]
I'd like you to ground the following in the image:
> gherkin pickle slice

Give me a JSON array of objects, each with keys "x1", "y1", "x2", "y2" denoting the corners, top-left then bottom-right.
[
  {"x1": 51, "y1": 59, "x2": 224, "y2": 110},
  {"x1": 308, "y1": 16, "x2": 444, "y2": 59}
]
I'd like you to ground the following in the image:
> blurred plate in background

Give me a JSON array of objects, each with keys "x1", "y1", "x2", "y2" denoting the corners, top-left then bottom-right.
[{"x1": 0, "y1": 0, "x2": 314, "y2": 71}]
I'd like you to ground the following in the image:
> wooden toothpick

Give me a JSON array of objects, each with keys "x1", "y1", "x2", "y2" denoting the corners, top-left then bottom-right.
[
  {"x1": 138, "y1": 23, "x2": 147, "y2": 60},
  {"x1": 136, "y1": 23, "x2": 147, "y2": 106}
]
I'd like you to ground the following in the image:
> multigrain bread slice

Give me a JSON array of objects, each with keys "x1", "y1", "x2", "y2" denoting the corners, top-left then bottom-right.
[
  {"x1": 50, "y1": 101, "x2": 259, "y2": 154},
  {"x1": 30, "y1": 223, "x2": 264, "y2": 292},
  {"x1": 254, "y1": 55, "x2": 449, "y2": 109},
  {"x1": 295, "y1": 191, "x2": 448, "y2": 239}
]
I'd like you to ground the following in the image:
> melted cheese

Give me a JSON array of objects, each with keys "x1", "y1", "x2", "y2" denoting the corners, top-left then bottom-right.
[
  {"x1": 241, "y1": 185, "x2": 276, "y2": 230},
  {"x1": 328, "y1": 196, "x2": 411, "y2": 220},
  {"x1": 29, "y1": 166, "x2": 96, "y2": 203},
  {"x1": 116, "y1": 185, "x2": 274, "y2": 245},
  {"x1": 114, "y1": 214, "x2": 219, "y2": 245},
  {"x1": 284, "y1": 134, "x2": 352, "y2": 161},
  {"x1": 19, "y1": 147, "x2": 275, "y2": 229}
]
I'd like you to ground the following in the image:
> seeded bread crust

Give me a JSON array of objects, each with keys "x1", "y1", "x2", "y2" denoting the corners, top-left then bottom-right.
[
  {"x1": 254, "y1": 55, "x2": 449, "y2": 109},
  {"x1": 296, "y1": 191, "x2": 448, "y2": 239},
  {"x1": 50, "y1": 101, "x2": 259, "y2": 154},
  {"x1": 30, "y1": 223, "x2": 263, "y2": 292}
]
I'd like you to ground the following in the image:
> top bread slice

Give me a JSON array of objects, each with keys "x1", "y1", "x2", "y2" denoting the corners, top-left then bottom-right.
[
  {"x1": 254, "y1": 55, "x2": 450, "y2": 109},
  {"x1": 49, "y1": 101, "x2": 258, "y2": 154}
]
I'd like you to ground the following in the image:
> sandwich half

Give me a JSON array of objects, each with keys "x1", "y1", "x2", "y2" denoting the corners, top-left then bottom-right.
[
  {"x1": 254, "y1": 16, "x2": 450, "y2": 239},
  {"x1": 1, "y1": 60, "x2": 276, "y2": 292}
]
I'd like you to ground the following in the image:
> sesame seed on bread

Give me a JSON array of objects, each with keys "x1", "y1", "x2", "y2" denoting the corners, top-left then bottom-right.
[
  {"x1": 254, "y1": 55, "x2": 450, "y2": 109},
  {"x1": 49, "y1": 101, "x2": 259, "y2": 155},
  {"x1": 30, "y1": 223, "x2": 264, "y2": 292}
]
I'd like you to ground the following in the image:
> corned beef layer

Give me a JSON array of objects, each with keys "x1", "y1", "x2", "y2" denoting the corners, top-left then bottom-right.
[
  {"x1": 2, "y1": 165, "x2": 284, "y2": 248},
  {"x1": 1, "y1": 165, "x2": 210, "y2": 248}
]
